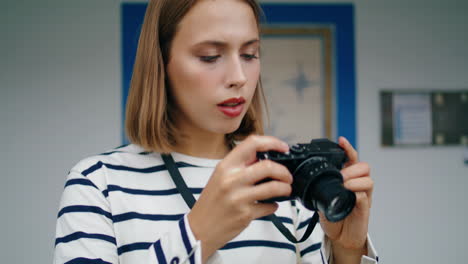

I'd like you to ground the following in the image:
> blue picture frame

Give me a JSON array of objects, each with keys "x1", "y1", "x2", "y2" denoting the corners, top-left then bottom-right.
[{"x1": 121, "y1": 3, "x2": 357, "y2": 147}]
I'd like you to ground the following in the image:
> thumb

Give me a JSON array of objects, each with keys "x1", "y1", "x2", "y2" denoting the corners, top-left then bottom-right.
[{"x1": 319, "y1": 211, "x2": 343, "y2": 241}]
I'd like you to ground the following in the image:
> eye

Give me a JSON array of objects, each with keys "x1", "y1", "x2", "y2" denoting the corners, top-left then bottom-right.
[
  {"x1": 242, "y1": 54, "x2": 259, "y2": 61},
  {"x1": 200, "y1": 55, "x2": 220, "y2": 63}
]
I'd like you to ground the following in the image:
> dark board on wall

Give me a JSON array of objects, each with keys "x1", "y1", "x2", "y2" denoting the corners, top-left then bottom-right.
[{"x1": 381, "y1": 90, "x2": 468, "y2": 146}]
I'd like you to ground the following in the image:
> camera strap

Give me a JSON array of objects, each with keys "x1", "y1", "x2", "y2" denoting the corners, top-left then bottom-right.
[
  {"x1": 161, "y1": 153, "x2": 319, "y2": 244},
  {"x1": 162, "y1": 154, "x2": 197, "y2": 208}
]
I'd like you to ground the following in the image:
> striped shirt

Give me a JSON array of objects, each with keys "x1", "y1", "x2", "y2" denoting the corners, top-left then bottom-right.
[{"x1": 54, "y1": 144, "x2": 378, "y2": 264}]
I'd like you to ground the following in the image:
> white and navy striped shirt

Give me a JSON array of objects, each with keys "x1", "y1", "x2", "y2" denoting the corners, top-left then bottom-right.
[{"x1": 54, "y1": 144, "x2": 378, "y2": 264}]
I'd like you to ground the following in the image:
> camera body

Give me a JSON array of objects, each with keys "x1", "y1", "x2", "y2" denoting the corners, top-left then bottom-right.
[{"x1": 257, "y1": 138, "x2": 356, "y2": 222}]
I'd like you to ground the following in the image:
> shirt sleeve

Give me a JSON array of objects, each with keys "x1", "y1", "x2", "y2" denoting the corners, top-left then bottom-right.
[
  {"x1": 321, "y1": 234, "x2": 379, "y2": 264},
  {"x1": 53, "y1": 170, "x2": 203, "y2": 264}
]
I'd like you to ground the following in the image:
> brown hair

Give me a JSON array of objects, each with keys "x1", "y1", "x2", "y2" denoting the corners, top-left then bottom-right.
[{"x1": 125, "y1": 0, "x2": 266, "y2": 153}]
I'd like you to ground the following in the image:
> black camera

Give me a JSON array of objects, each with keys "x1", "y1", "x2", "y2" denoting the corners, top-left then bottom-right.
[{"x1": 257, "y1": 138, "x2": 356, "y2": 222}]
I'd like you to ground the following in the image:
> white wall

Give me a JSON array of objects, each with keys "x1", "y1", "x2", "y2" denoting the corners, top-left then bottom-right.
[
  {"x1": 355, "y1": 1, "x2": 468, "y2": 263},
  {"x1": 1, "y1": 0, "x2": 467, "y2": 263},
  {"x1": 1, "y1": 1, "x2": 121, "y2": 263}
]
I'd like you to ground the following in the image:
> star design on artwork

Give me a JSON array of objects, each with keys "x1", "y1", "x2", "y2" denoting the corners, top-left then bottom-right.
[{"x1": 284, "y1": 62, "x2": 318, "y2": 101}]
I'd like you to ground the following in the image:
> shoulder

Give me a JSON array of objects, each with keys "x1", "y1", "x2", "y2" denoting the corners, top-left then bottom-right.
[
  {"x1": 68, "y1": 144, "x2": 164, "y2": 190},
  {"x1": 70, "y1": 144, "x2": 162, "y2": 174}
]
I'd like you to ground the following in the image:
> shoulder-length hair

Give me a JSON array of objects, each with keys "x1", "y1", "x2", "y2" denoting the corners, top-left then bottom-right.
[{"x1": 125, "y1": 0, "x2": 267, "y2": 153}]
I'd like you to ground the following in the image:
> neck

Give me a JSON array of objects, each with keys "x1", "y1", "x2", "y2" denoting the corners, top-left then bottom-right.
[{"x1": 173, "y1": 132, "x2": 230, "y2": 160}]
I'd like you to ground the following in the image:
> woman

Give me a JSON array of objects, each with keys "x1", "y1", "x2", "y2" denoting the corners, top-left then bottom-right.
[{"x1": 54, "y1": 0, "x2": 377, "y2": 263}]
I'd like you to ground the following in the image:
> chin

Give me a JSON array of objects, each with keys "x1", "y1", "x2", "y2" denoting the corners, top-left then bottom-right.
[
  {"x1": 215, "y1": 119, "x2": 244, "y2": 135},
  {"x1": 219, "y1": 125, "x2": 241, "y2": 135}
]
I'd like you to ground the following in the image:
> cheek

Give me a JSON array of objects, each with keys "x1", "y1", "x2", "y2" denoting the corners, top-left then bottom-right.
[
  {"x1": 171, "y1": 62, "x2": 197, "y2": 88},
  {"x1": 246, "y1": 62, "x2": 261, "y2": 92},
  {"x1": 168, "y1": 62, "x2": 220, "y2": 112},
  {"x1": 173, "y1": 61, "x2": 218, "y2": 92},
  {"x1": 252, "y1": 65, "x2": 261, "y2": 83},
  {"x1": 245, "y1": 59, "x2": 260, "y2": 79},
  {"x1": 169, "y1": 62, "x2": 198, "y2": 97}
]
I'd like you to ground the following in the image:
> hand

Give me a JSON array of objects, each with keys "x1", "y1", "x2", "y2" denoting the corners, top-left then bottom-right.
[
  {"x1": 187, "y1": 135, "x2": 293, "y2": 263},
  {"x1": 319, "y1": 137, "x2": 373, "y2": 259}
]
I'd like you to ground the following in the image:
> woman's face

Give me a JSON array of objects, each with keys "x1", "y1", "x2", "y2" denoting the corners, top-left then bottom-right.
[{"x1": 166, "y1": 0, "x2": 260, "y2": 138}]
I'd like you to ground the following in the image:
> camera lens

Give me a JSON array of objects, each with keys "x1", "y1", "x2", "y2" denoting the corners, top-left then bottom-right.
[
  {"x1": 293, "y1": 157, "x2": 356, "y2": 223},
  {"x1": 324, "y1": 189, "x2": 356, "y2": 222},
  {"x1": 308, "y1": 176, "x2": 356, "y2": 222}
]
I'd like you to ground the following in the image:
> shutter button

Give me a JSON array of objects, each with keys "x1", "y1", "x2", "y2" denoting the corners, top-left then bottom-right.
[{"x1": 290, "y1": 144, "x2": 304, "y2": 154}]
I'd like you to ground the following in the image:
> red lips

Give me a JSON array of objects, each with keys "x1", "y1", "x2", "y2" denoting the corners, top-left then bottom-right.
[
  {"x1": 217, "y1": 97, "x2": 246, "y2": 117},
  {"x1": 218, "y1": 97, "x2": 246, "y2": 106}
]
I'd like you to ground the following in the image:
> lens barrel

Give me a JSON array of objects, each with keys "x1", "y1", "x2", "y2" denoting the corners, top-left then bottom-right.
[
  {"x1": 308, "y1": 176, "x2": 356, "y2": 222},
  {"x1": 293, "y1": 157, "x2": 356, "y2": 222}
]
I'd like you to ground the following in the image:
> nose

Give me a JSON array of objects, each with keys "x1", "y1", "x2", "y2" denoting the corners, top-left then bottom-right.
[{"x1": 226, "y1": 55, "x2": 247, "y2": 89}]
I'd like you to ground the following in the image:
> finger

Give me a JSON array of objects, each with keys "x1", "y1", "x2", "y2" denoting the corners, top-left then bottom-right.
[
  {"x1": 245, "y1": 160, "x2": 293, "y2": 185},
  {"x1": 341, "y1": 162, "x2": 370, "y2": 181},
  {"x1": 225, "y1": 135, "x2": 289, "y2": 166},
  {"x1": 318, "y1": 211, "x2": 342, "y2": 240},
  {"x1": 250, "y1": 202, "x2": 279, "y2": 220},
  {"x1": 343, "y1": 177, "x2": 374, "y2": 193},
  {"x1": 339, "y1": 136, "x2": 358, "y2": 166},
  {"x1": 354, "y1": 191, "x2": 371, "y2": 210},
  {"x1": 247, "y1": 180, "x2": 292, "y2": 202}
]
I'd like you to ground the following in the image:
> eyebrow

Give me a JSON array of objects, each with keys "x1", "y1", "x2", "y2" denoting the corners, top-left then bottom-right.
[{"x1": 192, "y1": 39, "x2": 259, "y2": 49}]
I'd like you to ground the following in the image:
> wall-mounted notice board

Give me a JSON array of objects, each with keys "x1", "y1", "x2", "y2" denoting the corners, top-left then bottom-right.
[{"x1": 381, "y1": 90, "x2": 468, "y2": 147}]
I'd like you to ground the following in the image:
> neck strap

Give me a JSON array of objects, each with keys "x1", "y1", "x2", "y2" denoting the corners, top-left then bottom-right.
[{"x1": 161, "y1": 153, "x2": 318, "y2": 243}]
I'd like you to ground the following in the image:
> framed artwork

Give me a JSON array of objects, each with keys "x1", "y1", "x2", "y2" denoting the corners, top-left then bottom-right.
[
  {"x1": 121, "y1": 3, "x2": 357, "y2": 147},
  {"x1": 260, "y1": 27, "x2": 334, "y2": 143}
]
